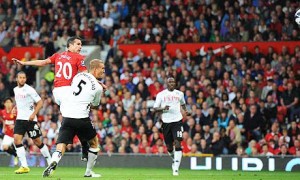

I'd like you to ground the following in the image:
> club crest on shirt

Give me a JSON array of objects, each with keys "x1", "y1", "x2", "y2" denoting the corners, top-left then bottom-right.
[{"x1": 81, "y1": 61, "x2": 85, "y2": 66}]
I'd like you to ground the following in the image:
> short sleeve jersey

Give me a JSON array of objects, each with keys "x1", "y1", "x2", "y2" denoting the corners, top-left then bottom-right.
[
  {"x1": 14, "y1": 84, "x2": 41, "y2": 121},
  {"x1": 60, "y1": 72, "x2": 103, "y2": 118},
  {"x1": 49, "y1": 51, "x2": 87, "y2": 87},
  {"x1": 0, "y1": 109, "x2": 16, "y2": 137},
  {"x1": 153, "y1": 89, "x2": 186, "y2": 123}
]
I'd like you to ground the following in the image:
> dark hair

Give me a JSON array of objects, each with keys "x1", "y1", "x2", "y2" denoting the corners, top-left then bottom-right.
[
  {"x1": 67, "y1": 36, "x2": 82, "y2": 48},
  {"x1": 3, "y1": 97, "x2": 13, "y2": 103}
]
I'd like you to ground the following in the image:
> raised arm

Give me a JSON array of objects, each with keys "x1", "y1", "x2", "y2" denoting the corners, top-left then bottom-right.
[{"x1": 12, "y1": 58, "x2": 51, "y2": 67}]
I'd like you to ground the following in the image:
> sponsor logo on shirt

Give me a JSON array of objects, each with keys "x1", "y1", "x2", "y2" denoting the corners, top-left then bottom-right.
[{"x1": 163, "y1": 96, "x2": 180, "y2": 102}]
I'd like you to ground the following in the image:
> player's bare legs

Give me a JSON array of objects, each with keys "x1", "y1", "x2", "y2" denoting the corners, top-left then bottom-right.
[
  {"x1": 84, "y1": 136, "x2": 100, "y2": 177},
  {"x1": 14, "y1": 134, "x2": 29, "y2": 173},
  {"x1": 32, "y1": 137, "x2": 51, "y2": 165}
]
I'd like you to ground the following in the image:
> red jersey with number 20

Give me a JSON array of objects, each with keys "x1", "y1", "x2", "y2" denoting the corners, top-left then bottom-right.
[
  {"x1": 0, "y1": 109, "x2": 16, "y2": 137},
  {"x1": 49, "y1": 51, "x2": 87, "y2": 87}
]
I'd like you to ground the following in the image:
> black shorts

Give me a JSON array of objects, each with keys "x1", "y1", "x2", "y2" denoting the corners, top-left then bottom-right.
[
  {"x1": 56, "y1": 117, "x2": 96, "y2": 145},
  {"x1": 14, "y1": 120, "x2": 42, "y2": 139},
  {"x1": 162, "y1": 120, "x2": 184, "y2": 145}
]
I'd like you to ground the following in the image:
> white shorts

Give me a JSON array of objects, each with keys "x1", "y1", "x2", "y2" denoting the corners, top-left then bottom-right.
[
  {"x1": 52, "y1": 86, "x2": 71, "y2": 105},
  {"x1": 2, "y1": 135, "x2": 14, "y2": 147}
]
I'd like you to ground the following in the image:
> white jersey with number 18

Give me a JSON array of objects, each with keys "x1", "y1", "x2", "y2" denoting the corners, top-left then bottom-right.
[{"x1": 60, "y1": 72, "x2": 103, "y2": 118}]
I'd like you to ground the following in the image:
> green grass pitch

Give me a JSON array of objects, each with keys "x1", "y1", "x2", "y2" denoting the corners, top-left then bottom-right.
[{"x1": 0, "y1": 167, "x2": 299, "y2": 180}]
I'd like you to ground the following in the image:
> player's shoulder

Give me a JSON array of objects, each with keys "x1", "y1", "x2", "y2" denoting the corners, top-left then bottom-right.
[
  {"x1": 24, "y1": 84, "x2": 36, "y2": 91},
  {"x1": 68, "y1": 51, "x2": 85, "y2": 59},
  {"x1": 157, "y1": 89, "x2": 166, "y2": 96},
  {"x1": 174, "y1": 89, "x2": 184, "y2": 95},
  {"x1": 74, "y1": 72, "x2": 95, "y2": 81}
]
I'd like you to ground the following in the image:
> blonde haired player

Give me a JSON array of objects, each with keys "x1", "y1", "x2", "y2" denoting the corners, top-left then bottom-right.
[{"x1": 43, "y1": 59, "x2": 105, "y2": 178}]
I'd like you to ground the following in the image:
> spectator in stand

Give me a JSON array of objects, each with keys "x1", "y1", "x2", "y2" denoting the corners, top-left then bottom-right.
[
  {"x1": 288, "y1": 121, "x2": 300, "y2": 142},
  {"x1": 280, "y1": 82, "x2": 300, "y2": 121},
  {"x1": 265, "y1": 122, "x2": 282, "y2": 142},
  {"x1": 278, "y1": 144, "x2": 291, "y2": 157},
  {"x1": 261, "y1": 144, "x2": 273, "y2": 156},
  {"x1": 289, "y1": 139, "x2": 300, "y2": 155},
  {"x1": 217, "y1": 110, "x2": 230, "y2": 129},
  {"x1": 100, "y1": 11, "x2": 114, "y2": 43},
  {"x1": 263, "y1": 95, "x2": 278, "y2": 126},
  {"x1": 210, "y1": 132, "x2": 224, "y2": 156},
  {"x1": 0, "y1": 82, "x2": 10, "y2": 103},
  {"x1": 198, "y1": 139, "x2": 211, "y2": 154},
  {"x1": 226, "y1": 120, "x2": 241, "y2": 154},
  {"x1": 244, "y1": 104, "x2": 263, "y2": 141}
]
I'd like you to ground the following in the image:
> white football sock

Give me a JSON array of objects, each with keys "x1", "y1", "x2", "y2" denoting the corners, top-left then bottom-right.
[
  {"x1": 174, "y1": 151, "x2": 182, "y2": 171},
  {"x1": 51, "y1": 151, "x2": 62, "y2": 164},
  {"x1": 85, "y1": 148, "x2": 99, "y2": 176},
  {"x1": 16, "y1": 145, "x2": 28, "y2": 168},
  {"x1": 40, "y1": 144, "x2": 52, "y2": 165}
]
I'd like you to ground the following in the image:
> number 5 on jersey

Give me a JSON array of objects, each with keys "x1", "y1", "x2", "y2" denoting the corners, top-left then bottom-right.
[{"x1": 73, "y1": 80, "x2": 86, "y2": 96}]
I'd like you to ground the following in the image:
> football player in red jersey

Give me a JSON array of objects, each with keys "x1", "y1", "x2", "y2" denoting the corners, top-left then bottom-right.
[
  {"x1": 0, "y1": 98, "x2": 18, "y2": 163},
  {"x1": 12, "y1": 36, "x2": 95, "y2": 162}
]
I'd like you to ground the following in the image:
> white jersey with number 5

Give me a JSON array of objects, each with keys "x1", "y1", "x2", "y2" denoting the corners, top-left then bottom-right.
[
  {"x1": 14, "y1": 84, "x2": 41, "y2": 121},
  {"x1": 153, "y1": 89, "x2": 186, "y2": 123},
  {"x1": 60, "y1": 72, "x2": 103, "y2": 118}
]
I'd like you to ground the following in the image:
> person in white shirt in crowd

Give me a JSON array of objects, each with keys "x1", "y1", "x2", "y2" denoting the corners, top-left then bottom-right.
[{"x1": 100, "y1": 11, "x2": 113, "y2": 43}]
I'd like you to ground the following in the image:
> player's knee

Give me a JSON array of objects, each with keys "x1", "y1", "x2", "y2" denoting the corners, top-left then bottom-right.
[
  {"x1": 14, "y1": 138, "x2": 22, "y2": 145},
  {"x1": 89, "y1": 147, "x2": 100, "y2": 155},
  {"x1": 2, "y1": 145, "x2": 8, "y2": 151},
  {"x1": 56, "y1": 143, "x2": 67, "y2": 153},
  {"x1": 174, "y1": 139, "x2": 181, "y2": 149},
  {"x1": 32, "y1": 138, "x2": 42, "y2": 146}
]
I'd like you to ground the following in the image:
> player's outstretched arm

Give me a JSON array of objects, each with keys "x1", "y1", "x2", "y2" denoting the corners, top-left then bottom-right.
[{"x1": 12, "y1": 58, "x2": 51, "y2": 67}]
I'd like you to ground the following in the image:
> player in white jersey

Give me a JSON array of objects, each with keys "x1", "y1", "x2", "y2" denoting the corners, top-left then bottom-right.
[
  {"x1": 13, "y1": 71, "x2": 52, "y2": 174},
  {"x1": 43, "y1": 59, "x2": 105, "y2": 178},
  {"x1": 153, "y1": 77, "x2": 191, "y2": 176}
]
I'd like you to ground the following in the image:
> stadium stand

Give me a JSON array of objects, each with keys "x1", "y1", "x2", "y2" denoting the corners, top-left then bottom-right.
[{"x1": 0, "y1": 0, "x2": 300, "y2": 158}]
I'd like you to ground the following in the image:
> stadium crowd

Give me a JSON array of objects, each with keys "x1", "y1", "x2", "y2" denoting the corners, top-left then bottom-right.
[{"x1": 1, "y1": 0, "x2": 300, "y2": 161}]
